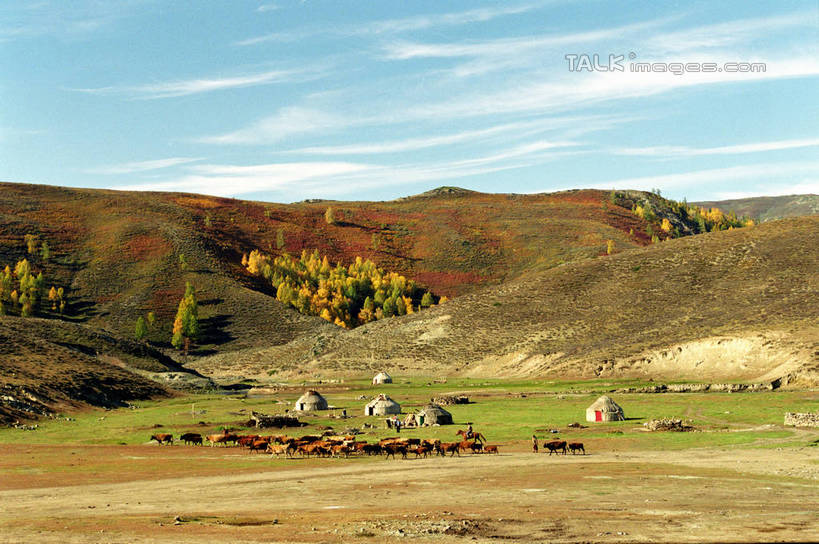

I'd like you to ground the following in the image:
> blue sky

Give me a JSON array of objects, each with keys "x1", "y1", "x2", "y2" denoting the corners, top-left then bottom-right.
[{"x1": 1, "y1": 1, "x2": 817, "y2": 203}]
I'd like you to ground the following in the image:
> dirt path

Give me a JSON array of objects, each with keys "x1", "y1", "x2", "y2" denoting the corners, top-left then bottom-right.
[{"x1": 1, "y1": 446, "x2": 817, "y2": 543}]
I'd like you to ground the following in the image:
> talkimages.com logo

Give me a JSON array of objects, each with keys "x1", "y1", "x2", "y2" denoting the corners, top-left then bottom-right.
[{"x1": 565, "y1": 53, "x2": 766, "y2": 75}]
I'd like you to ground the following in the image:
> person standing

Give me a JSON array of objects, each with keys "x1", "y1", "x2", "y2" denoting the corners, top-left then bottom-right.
[{"x1": 532, "y1": 435, "x2": 539, "y2": 453}]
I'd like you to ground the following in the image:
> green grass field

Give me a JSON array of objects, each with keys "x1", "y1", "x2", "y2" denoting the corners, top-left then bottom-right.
[{"x1": 2, "y1": 378, "x2": 815, "y2": 452}]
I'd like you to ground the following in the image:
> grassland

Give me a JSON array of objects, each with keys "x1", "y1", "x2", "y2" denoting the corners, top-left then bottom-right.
[{"x1": 0, "y1": 382, "x2": 816, "y2": 543}]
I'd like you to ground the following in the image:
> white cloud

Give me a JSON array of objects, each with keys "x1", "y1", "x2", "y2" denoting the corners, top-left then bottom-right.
[
  {"x1": 86, "y1": 157, "x2": 202, "y2": 175},
  {"x1": 198, "y1": 106, "x2": 348, "y2": 145},
  {"x1": 257, "y1": 3, "x2": 278, "y2": 12},
  {"x1": 69, "y1": 68, "x2": 314, "y2": 99},
  {"x1": 235, "y1": 2, "x2": 545, "y2": 46},
  {"x1": 280, "y1": 116, "x2": 609, "y2": 155},
  {"x1": 555, "y1": 161, "x2": 819, "y2": 195},
  {"x1": 614, "y1": 138, "x2": 819, "y2": 158}
]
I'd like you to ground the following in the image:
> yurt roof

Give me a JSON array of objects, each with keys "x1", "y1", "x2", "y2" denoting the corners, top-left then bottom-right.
[
  {"x1": 366, "y1": 394, "x2": 399, "y2": 407},
  {"x1": 419, "y1": 403, "x2": 452, "y2": 417},
  {"x1": 587, "y1": 395, "x2": 623, "y2": 412},
  {"x1": 374, "y1": 371, "x2": 391, "y2": 379},
  {"x1": 297, "y1": 390, "x2": 326, "y2": 402}
]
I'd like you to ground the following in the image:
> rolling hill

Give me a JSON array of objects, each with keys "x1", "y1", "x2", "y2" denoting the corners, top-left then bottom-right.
[
  {"x1": 694, "y1": 194, "x2": 819, "y2": 223},
  {"x1": 198, "y1": 216, "x2": 819, "y2": 386}
]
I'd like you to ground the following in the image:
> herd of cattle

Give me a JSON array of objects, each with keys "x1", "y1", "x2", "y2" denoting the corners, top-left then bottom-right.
[
  {"x1": 150, "y1": 431, "x2": 499, "y2": 459},
  {"x1": 149, "y1": 431, "x2": 586, "y2": 458}
]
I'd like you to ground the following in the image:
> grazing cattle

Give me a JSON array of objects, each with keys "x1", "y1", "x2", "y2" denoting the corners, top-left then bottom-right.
[
  {"x1": 568, "y1": 442, "x2": 585, "y2": 455},
  {"x1": 331, "y1": 444, "x2": 351, "y2": 458},
  {"x1": 179, "y1": 433, "x2": 202, "y2": 446},
  {"x1": 298, "y1": 435, "x2": 321, "y2": 443},
  {"x1": 266, "y1": 444, "x2": 289, "y2": 457},
  {"x1": 413, "y1": 444, "x2": 434, "y2": 458},
  {"x1": 249, "y1": 440, "x2": 269, "y2": 453},
  {"x1": 459, "y1": 440, "x2": 482, "y2": 454},
  {"x1": 362, "y1": 444, "x2": 382, "y2": 456},
  {"x1": 438, "y1": 442, "x2": 461, "y2": 457},
  {"x1": 383, "y1": 444, "x2": 408, "y2": 459},
  {"x1": 544, "y1": 440, "x2": 567, "y2": 455},
  {"x1": 206, "y1": 433, "x2": 238, "y2": 447},
  {"x1": 237, "y1": 436, "x2": 258, "y2": 448},
  {"x1": 150, "y1": 433, "x2": 173, "y2": 445},
  {"x1": 484, "y1": 445, "x2": 499, "y2": 454}
]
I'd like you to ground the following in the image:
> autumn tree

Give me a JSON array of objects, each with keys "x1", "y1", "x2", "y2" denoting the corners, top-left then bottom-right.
[
  {"x1": 147, "y1": 311, "x2": 156, "y2": 327},
  {"x1": 324, "y1": 207, "x2": 336, "y2": 225},
  {"x1": 24, "y1": 234, "x2": 38, "y2": 255},
  {"x1": 172, "y1": 282, "x2": 199, "y2": 356},
  {"x1": 276, "y1": 229, "x2": 285, "y2": 250},
  {"x1": 48, "y1": 286, "x2": 58, "y2": 310},
  {"x1": 606, "y1": 239, "x2": 615, "y2": 255},
  {"x1": 40, "y1": 241, "x2": 51, "y2": 262}
]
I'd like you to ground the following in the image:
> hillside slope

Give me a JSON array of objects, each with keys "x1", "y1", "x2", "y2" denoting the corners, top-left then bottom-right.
[
  {"x1": 0, "y1": 316, "x2": 176, "y2": 423},
  {"x1": 208, "y1": 216, "x2": 819, "y2": 385},
  {"x1": 0, "y1": 183, "x2": 684, "y2": 357},
  {"x1": 694, "y1": 194, "x2": 819, "y2": 223}
]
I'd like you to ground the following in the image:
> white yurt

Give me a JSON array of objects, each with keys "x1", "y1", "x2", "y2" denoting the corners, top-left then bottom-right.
[
  {"x1": 416, "y1": 403, "x2": 453, "y2": 425},
  {"x1": 372, "y1": 371, "x2": 393, "y2": 385},
  {"x1": 364, "y1": 394, "x2": 401, "y2": 416},
  {"x1": 294, "y1": 390, "x2": 329, "y2": 411},
  {"x1": 586, "y1": 395, "x2": 625, "y2": 422}
]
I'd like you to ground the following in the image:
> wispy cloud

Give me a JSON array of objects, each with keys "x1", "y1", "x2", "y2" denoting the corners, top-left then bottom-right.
[
  {"x1": 198, "y1": 106, "x2": 349, "y2": 145},
  {"x1": 235, "y1": 2, "x2": 545, "y2": 46},
  {"x1": 120, "y1": 137, "x2": 581, "y2": 199},
  {"x1": 280, "y1": 116, "x2": 611, "y2": 155},
  {"x1": 257, "y1": 3, "x2": 278, "y2": 12},
  {"x1": 614, "y1": 138, "x2": 819, "y2": 158},
  {"x1": 68, "y1": 68, "x2": 317, "y2": 99},
  {"x1": 87, "y1": 157, "x2": 202, "y2": 175},
  {"x1": 558, "y1": 161, "x2": 819, "y2": 195},
  {"x1": 645, "y1": 12, "x2": 814, "y2": 53}
]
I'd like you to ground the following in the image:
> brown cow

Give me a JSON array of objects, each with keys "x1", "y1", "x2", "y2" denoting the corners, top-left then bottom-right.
[
  {"x1": 150, "y1": 433, "x2": 173, "y2": 445},
  {"x1": 459, "y1": 440, "x2": 482, "y2": 454},
  {"x1": 413, "y1": 444, "x2": 434, "y2": 458},
  {"x1": 266, "y1": 444, "x2": 290, "y2": 457},
  {"x1": 179, "y1": 433, "x2": 202, "y2": 446},
  {"x1": 484, "y1": 445, "x2": 499, "y2": 454},
  {"x1": 568, "y1": 442, "x2": 585, "y2": 455},
  {"x1": 249, "y1": 440, "x2": 269, "y2": 453},
  {"x1": 206, "y1": 433, "x2": 238, "y2": 447},
  {"x1": 544, "y1": 440, "x2": 567, "y2": 455},
  {"x1": 438, "y1": 442, "x2": 461, "y2": 457},
  {"x1": 383, "y1": 444, "x2": 408, "y2": 459}
]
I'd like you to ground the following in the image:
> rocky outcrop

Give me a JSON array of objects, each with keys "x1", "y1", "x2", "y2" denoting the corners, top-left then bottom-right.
[{"x1": 784, "y1": 412, "x2": 819, "y2": 428}]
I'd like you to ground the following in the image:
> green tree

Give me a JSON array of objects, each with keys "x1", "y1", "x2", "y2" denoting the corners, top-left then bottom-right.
[
  {"x1": 179, "y1": 254, "x2": 188, "y2": 271},
  {"x1": 421, "y1": 292, "x2": 434, "y2": 307},
  {"x1": 382, "y1": 296, "x2": 397, "y2": 317},
  {"x1": 40, "y1": 241, "x2": 51, "y2": 262},
  {"x1": 276, "y1": 229, "x2": 285, "y2": 250},
  {"x1": 134, "y1": 316, "x2": 148, "y2": 341},
  {"x1": 395, "y1": 296, "x2": 407, "y2": 316},
  {"x1": 146, "y1": 311, "x2": 156, "y2": 327}
]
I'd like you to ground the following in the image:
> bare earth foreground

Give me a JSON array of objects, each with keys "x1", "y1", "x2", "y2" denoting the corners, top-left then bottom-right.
[{"x1": 1, "y1": 443, "x2": 817, "y2": 543}]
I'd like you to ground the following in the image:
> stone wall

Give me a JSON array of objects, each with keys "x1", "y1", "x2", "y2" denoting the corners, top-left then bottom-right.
[{"x1": 784, "y1": 412, "x2": 819, "y2": 427}]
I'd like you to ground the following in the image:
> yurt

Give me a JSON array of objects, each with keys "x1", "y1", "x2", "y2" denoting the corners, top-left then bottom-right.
[
  {"x1": 416, "y1": 403, "x2": 453, "y2": 425},
  {"x1": 294, "y1": 390, "x2": 329, "y2": 412},
  {"x1": 586, "y1": 395, "x2": 625, "y2": 422},
  {"x1": 372, "y1": 371, "x2": 392, "y2": 385},
  {"x1": 364, "y1": 394, "x2": 401, "y2": 416}
]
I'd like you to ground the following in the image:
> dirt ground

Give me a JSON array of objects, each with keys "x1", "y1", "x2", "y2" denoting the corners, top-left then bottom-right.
[{"x1": 0, "y1": 443, "x2": 817, "y2": 543}]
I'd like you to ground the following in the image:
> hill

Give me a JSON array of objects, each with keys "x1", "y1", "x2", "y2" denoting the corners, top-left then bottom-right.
[
  {"x1": 694, "y1": 194, "x2": 819, "y2": 223},
  {"x1": 0, "y1": 182, "x2": 703, "y2": 357},
  {"x1": 0, "y1": 316, "x2": 178, "y2": 423},
  {"x1": 203, "y1": 216, "x2": 819, "y2": 386}
]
